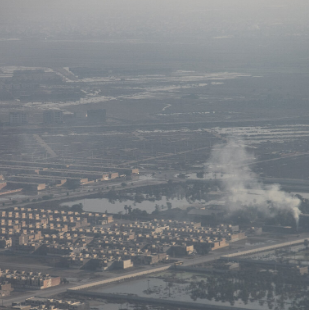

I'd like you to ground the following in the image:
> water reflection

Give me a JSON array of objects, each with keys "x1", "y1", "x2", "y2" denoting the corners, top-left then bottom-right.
[
  {"x1": 91, "y1": 269, "x2": 309, "y2": 310},
  {"x1": 92, "y1": 272, "x2": 274, "y2": 310},
  {"x1": 61, "y1": 196, "x2": 191, "y2": 214}
]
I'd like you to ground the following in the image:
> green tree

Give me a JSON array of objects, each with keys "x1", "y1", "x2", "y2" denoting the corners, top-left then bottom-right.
[{"x1": 71, "y1": 203, "x2": 83, "y2": 212}]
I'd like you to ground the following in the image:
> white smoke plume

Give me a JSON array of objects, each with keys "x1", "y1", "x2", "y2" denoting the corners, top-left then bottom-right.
[{"x1": 206, "y1": 137, "x2": 301, "y2": 225}]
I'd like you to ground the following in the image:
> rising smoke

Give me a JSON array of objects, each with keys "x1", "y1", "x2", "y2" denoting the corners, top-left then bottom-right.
[{"x1": 206, "y1": 137, "x2": 301, "y2": 225}]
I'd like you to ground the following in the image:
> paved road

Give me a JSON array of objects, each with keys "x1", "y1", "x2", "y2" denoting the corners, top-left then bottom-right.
[
  {"x1": 120, "y1": 145, "x2": 211, "y2": 166},
  {"x1": 0, "y1": 261, "x2": 52, "y2": 271},
  {"x1": 2, "y1": 284, "x2": 74, "y2": 306},
  {"x1": 0, "y1": 177, "x2": 167, "y2": 210},
  {"x1": 33, "y1": 134, "x2": 58, "y2": 158}
]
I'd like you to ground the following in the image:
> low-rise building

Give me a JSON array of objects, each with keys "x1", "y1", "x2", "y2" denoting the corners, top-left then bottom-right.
[
  {"x1": 25, "y1": 297, "x2": 89, "y2": 310},
  {"x1": 0, "y1": 269, "x2": 61, "y2": 290},
  {"x1": 0, "y1": 281, "x2": 13, "y2": 296}
]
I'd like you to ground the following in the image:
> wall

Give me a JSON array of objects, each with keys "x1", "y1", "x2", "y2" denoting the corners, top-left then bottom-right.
[{"x1": 212, "y1": 238, "x2": 229, "y2": 250}]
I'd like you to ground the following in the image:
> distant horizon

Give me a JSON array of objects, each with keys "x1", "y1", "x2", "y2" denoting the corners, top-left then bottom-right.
[{"x1": 1, "y1": 0, "x2": 308, "y2": 43}]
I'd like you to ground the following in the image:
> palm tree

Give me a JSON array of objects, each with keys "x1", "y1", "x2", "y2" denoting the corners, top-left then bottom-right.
[
  {"x1": 168, "y1": 282, "x2": 173, "y2": 297},
  {"x1": 304, "y1": 239, "x2": 309, "y2": 250}
]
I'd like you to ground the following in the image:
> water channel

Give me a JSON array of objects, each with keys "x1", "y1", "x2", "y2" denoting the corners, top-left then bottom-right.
[{"x1": 60, "y1": 196, "x2": 204, "y2": 214}]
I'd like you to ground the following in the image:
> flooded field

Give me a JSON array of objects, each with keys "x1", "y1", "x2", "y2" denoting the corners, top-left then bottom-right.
[
  {"x1": 245, "y1": 244, "x2": 309, "y2": 265},
  {"x1": 89, "y1": 300, "x2": 187, "y2": 310},
  {"x1": 90, "y1": 270, "x2": 281, "y2": 310}
]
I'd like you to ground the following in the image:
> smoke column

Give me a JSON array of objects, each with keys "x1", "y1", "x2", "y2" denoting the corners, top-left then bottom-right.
[{"x1": 206, "y1": 137, "x2": 301, "y2": 225}]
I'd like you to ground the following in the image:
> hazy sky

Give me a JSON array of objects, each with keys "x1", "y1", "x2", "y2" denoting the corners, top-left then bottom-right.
[
  {"x1": 1, "y1": 0, "x2": 308, "y2": 21},
  {"x1": 0, "y1": 0, "x2": 308, "y2": 71},
  {"x1": 1, "y1": 0, "x2": 308, "y2": 41}
]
